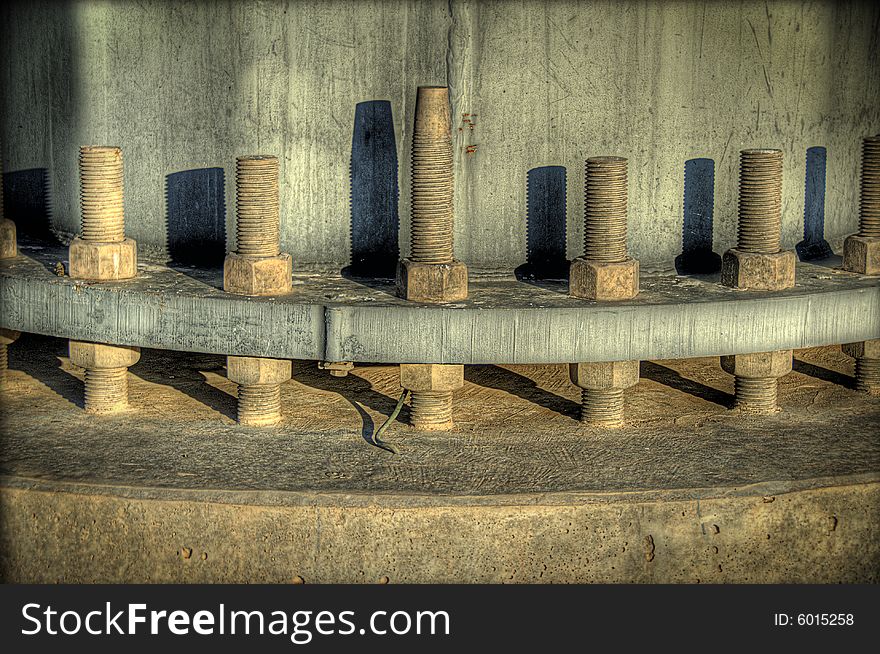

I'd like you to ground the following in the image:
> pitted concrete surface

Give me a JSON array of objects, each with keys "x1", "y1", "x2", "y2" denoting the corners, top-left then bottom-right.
[
  {"x1": 1, "y1": 335, "x2": 877, "y2": 582},
  {"x1": 1, "y1": 334, "x2": 877, "y2": 496}
]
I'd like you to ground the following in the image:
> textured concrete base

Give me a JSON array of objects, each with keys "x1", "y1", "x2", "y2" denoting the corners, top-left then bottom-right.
[
  {"x1": 1, "y1": 335, "x2": 878, "y2": 582},
  {"x1": 1, "y1": 477, "x2": 876, "y2": 583}
]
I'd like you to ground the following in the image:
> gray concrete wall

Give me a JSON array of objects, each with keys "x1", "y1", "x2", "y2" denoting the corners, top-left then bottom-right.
[{"x1": 1, "y1": 0, "x2": 878, "y2": 271}]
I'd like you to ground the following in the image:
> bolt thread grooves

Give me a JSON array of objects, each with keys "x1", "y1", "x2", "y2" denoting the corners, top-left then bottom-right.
[
  {"x1": 0, "y1": 343, "x2": 7, "y2": 372},
  {"x1": 737, "y1": 149, "x2": 783, "y2": 254},
  {"x1": 583, "y1": 156, "x2": 628, "y2": 263},
  {"x1": 580, "y1": 388, "x2": 625, "y2": 425},
  {"x1": 79, "y1": 146, "x2": 125, "y2": 242},
  {"x1": 237, "y1": 383, "x2": 282, "y2": 426},
  {"x1": 733, "y1": 376, "x2": 778, "y2": 414},
  {"x1": 854, "y1": 357, "x2": 880, "y2": 393},
  {"x1": 410, "y1": 390, "x2": 453, "y2": 429},
  {"x1": 858, "y1": 135, "x2": 880, "y2": 238},
  {"x1": 83, "y1": 367, "x2": 129, "y2": 413},
  {"x1": 236, "y1": 155, "x2": 280, "y2": 257},
  {"x1": 410, "y1": 88, "x2": 454, "y2": 264}
]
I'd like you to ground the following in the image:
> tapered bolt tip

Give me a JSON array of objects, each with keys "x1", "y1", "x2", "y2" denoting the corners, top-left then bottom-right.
[{"x1": 414, "y1": 86, "x2": 452, "y2": 138}]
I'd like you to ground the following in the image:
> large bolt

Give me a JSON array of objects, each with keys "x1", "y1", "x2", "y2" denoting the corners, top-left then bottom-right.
[
  {"x1": 410, "y1": 87, "x2": 454, "y2": 265},
  {"x1": 842, "y1": 340, "x2": 880, "y2": 395},
  {"x1": 583, "y1": 156, "x2": 628, "y2": 263},
  {"x1": 720, "y1": 350, "x2": 792, "y2": 414},
  {"x1": 0, "y1": 143, "x2": 18, "y2": 260},
  {"x1": 68, "y1": 146, "x2": 137, "y2": 280},
  {"x1": 569, "y1": 361, "x2": 639, "y2": 427},
  {"x1": 223, "y1": 155, "x2": 292, "y2": 296},
  {"x1": 68, "y1": 340, "x2": 141, "y2": 414},
  {"x1": 399, "y1": 363, "x2": 464, "y2": 431},
  {"x1": 235, "y1": 155, "x2": 280, "y2": 257},
  {"x1": 79, "y1": 146, "x2": 125, "y2": 242},
  {"x1": 397, "y1": 86, "x2": 467, "y2": 303},
  {"x1": 0, "y1": 328, "x2": 21, "y2": 377},
  {"x1": 226, "y1": 356, "x2": 291, "y2": 426},
  {"x1": 737, "y1": 149, "x2": 784, "y2": 254},
  {"x1": 569, "y1": 156, "x2": 639, "y2": 300},
  {"x1": 721, "y1": 149, "x2": 795, "y2": 290},
  {"x1": 843, "y1": 135, "x2": 880, "y2": 274}
]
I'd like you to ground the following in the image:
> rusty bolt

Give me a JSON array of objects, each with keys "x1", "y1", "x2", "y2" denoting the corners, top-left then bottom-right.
[
  {"x1": 843, "y1": 135, "x2": 880, "y2": 274},
  {"x1": 68, "y1": 146, "x2": 138, "y2": 281},
  {"x1": 69, "y1": 340, "x2": 141, "y2": 414},
  {"x1": 223, "y1": 155, "x2": 292, "y2": 296},
  {"x1": 720, "y1": 350, "x2": 792, "y2": 414},
  {"x1": 226, "y1": 356, "x2": 291, "y2": 426},
  {"x1": 399, "y1": 363, "x2": 464, "y2": 431},
  {"x1": 721, "y1": 149, "x2": 795, "y2": 290},
  {"x1": 570, "y1": 156, "x2": 639, "y2": 300},
  {"x1": 397, "y1": 86, "x2": 468, "y2": 303},
  {"x1": 569, "y1": 361, "x2": 639, "y2": 427},
  {"x1": 0, "y1": 328, "x2": 21, "y2": 377},
  {"x1": 842, "y1": 340, "x2": 880, "y2": 394}
]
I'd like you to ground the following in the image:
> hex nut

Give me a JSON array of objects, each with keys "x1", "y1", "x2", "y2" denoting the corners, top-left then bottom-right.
[
  {"x1": 720, "y1": 248, "x2": 795, "y2": 291},
  {"x1": 0, "y1": 328, "x2": 21, "y2": 346},
  {"x1": 226, "y1": 356, "x2": 292, "y2": 385},
  {"x1": 399, "y1": 363, "x2": 464, "y2": 392},
  {"x1": 842, "y1": 339, "x2": 880, "y2": 359},
  {"x1": 569, "y1": 360, "x2": 640, "y2": 390},
  {"x1": 720, "y1": 350, "x2": 792, "y2": 379},
  {"x1": 397, "y1": 259, "x2": 468, "y2": 303},
  {"x1": 569, "y1": 257, "x2": 639, "y2": 301},
  {"x1": 68, "y1": 237, "x2": 137, "y2": 281},
  {"x1": 69, "y1": 340, "x2": 141, "y2": 369},
  {"x1": 843, "y1": 235, "x2": 880, "y2": 275},
  {"x1": 224, "y1": 252, "x2": 293, "y2": 296},
  {"x1": 0, "y1": 219, "x2": 17, "y2": 259}
]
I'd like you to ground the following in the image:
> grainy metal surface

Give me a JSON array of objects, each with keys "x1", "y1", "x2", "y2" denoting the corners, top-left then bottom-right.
[{"x1": 1, "y1": 242, "x2": 877, "y2": 364}]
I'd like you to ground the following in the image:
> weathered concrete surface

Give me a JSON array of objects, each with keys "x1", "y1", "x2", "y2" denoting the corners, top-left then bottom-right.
[
  {"x1": 1, "y1": 1, "x2": 877, "y2": 270},
  {"x1": 2, "y1": 243, "x2": 877, "y2": 363},
  {"x1": 2, "y1": 479, "x2": 877, "y2": 583},
  {"x1": 1, "y1": 335, "x2": 877, "y2": 581}
]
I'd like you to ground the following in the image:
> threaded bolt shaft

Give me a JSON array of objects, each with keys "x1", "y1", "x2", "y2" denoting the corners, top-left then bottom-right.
[
  {"x1": 410, "y1": 86, "x2": 454, "y2": 264},
  {"x1": 83, "y1": 367, "x2": 129, "y2": 413},
  {"x1": 733, "y1": 376, "x2": 778, "y2": 414},
  {"x1": 858, "y1": 135, "x2": 880, "y2": 238},
  {"x1": 583, "y1": 156, "x2": 628, "y2": 263},
  {"x1": 0, "y1": 343, "x2": 8, "y2": 374},
  {"x1": 737, "y1": 149, "x2": 783, "y2": 254},
  {"x1": 410, "y1": 390, "x2": 454, "y2": 430},
  {"x1": 854, "y1": 357, "x2": 880, "y2": 393},
  {"x1": 580, "y1": 388, "x2": 625, "y2": 426},
  {"x1": 237, "y1": 383, "x2": 283, "y2": 426},
  {"x1": 79, "y1": 146, "x2": 125, "y2": 242},
  {"x1": 236, "y1": 155, "x2": 280, "y2": 257}
]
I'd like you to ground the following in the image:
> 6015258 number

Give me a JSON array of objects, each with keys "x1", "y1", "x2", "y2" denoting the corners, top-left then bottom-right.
[{"x1": 796, "y1": 614, "x2": 853, "y2": 626}]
